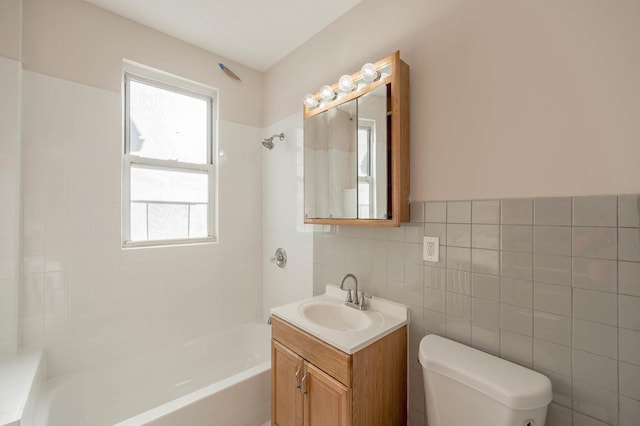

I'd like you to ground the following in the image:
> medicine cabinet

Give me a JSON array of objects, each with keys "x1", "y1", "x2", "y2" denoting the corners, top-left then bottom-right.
[{"x1": 303, "y1": 51, "x2": 409, "y2": 227}]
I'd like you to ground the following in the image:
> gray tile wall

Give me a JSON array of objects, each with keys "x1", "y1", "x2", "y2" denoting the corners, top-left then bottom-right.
[{"x1": 312, "y1": 194, "x2": 640, "y2": 426}]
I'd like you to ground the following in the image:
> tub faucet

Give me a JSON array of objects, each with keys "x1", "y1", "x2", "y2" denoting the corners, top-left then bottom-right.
[{"x1": 340, "y1": 273, "x2": 367, "y2": 310}]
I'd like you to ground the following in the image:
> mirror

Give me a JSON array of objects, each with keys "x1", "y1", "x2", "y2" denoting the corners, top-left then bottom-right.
[
  {"x1": 304, "y1": 98, "x2": 358, "y2": 219},
  {"x1": 304, "y1": 85, "x2": 389, "y2": 220},
  {"x1": 303, "y1": 51, "x2": 409, "y2": 227}
]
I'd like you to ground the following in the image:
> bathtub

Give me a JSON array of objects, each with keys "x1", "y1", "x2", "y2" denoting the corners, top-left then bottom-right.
[{"x1": 27, "y1": 323, "x2": 271, "y2": 426}]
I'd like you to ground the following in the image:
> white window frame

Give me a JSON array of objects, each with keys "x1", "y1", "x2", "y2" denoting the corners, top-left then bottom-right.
[{"x1": 122, "y1": 63, "x2": 218, "y2": 248}]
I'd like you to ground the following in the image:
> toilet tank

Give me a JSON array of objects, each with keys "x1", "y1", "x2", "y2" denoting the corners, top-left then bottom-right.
[{"x1": 419, "y1": 335, "x2": 552, "y2": 426}]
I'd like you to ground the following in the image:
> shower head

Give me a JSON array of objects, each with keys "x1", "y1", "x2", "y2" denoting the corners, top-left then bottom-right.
[
  {"x1": 262, "y1": 139, "x2": 274, "y2": 150},
  {"x1": 261, "y1": 133, "x2": 285, "y2": 150}
]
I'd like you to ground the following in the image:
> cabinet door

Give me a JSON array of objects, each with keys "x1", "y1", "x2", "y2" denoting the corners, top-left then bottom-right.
[
  {"x1": 303, "y1": 361, "x2": 352, "y2": 426},
  {"x1": 272, "y1": 340, "x2": 304, "y2": 426}
]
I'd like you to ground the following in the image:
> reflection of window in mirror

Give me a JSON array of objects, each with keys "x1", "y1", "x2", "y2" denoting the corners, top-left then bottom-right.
[{"x1": 358, "y1": 119, "x2": 375, "y2": 218}]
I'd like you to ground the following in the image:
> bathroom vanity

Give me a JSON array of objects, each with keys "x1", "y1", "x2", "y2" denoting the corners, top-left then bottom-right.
[{"x1": 270, "y1": 286, "x2": 408, "y2": 426}]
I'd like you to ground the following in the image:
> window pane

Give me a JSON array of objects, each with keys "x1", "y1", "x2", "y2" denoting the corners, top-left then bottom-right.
[
  {"x1": 130, "y1": 202, "x2": 148, "y2": 241},
  {"x1": 129, "y1": 79, "x2": 208, "y2": 164},
  {"x1": 358, "y1": 181, "x2": 370, "y2": 218},
  {"x1": 189, "y1": 204, "x2": 208, "y2": 238},
  {"x1": 147, "y1": 203, "x2": 189, "y2": 241},
  {"x1": 131, "y1": 165, "x2": 208, "y2": 203},
  {"x1": 129, "y1": 165, "x2": 208, "y2": 241}
]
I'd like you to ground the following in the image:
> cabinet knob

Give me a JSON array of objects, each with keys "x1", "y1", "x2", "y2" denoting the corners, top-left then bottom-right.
[{"x1": 295, "y1": 366, "x2": 301, "y2": 389}]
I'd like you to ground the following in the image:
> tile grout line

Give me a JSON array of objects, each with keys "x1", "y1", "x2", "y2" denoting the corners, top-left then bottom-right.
[
  {"x1": 570, "y1": 196, "x2": 575, "y2": 425},
  {"x1": 616, "y1": 195, "x2": 620, "y2": 426},
  {"x1": 539, "y1": 196, "x2": 602, "y2": 423},
  {"x1": 530, "y1": 199, "x2": 534, "y2": 368}
]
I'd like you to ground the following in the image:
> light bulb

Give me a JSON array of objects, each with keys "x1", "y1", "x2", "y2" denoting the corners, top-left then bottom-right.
[
  {"x1": 303, "y1": 94, "x2": 318, "y2": 109},
  {"x1": 320, "y1": 85, "x2": 336, "y2": 101},
  {"x1": 338, "y1": 75, "x2": 355, "y2": 92},
  {"x1": 361, "y1": 63, "x2": 379, "y2": 82}
]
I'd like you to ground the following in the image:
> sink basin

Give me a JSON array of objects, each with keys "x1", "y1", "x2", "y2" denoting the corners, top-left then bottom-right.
[
  {"x1": 299, "y1": 302, "x2": 373, "y2": 331},
  {"x1": 271, "y1": 285, "x2": 408, "y2": 354}
]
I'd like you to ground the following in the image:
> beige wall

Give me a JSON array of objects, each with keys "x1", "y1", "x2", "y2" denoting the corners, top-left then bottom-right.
[
  {"x1": 264, "y1": 0, "x2": 640, "y2": 201},
  {"x1": 22, "y1": 0, "x2": 263, "y2": 126},
  {"x1": 0, "y1": 0, "x2": 22, "y2": 60}
]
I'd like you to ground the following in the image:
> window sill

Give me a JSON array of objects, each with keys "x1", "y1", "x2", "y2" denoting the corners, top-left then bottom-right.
[{"x1": 122, "y1": 237, "x2": 217, "y2": 249}]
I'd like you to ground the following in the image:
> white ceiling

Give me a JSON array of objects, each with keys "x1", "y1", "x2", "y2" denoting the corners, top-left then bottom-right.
[{"x1": 85, "y1": 0, "x2": 362, "y2": 72}]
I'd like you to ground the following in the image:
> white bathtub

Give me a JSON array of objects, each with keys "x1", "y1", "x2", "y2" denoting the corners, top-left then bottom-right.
[{"x1": 27, "y1": 323, "x2": 271, "y2": 426}]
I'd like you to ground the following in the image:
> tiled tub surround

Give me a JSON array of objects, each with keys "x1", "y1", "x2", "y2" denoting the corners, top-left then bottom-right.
[
  {"x1": 0, "y1": 55, "x2": 21, "y2": 359},
  {"x1": 19, "y1": 70, "x2": 264, "y2": 378},
  {"x1": 262, "y1": 112, "x2": 314, "y2": 318},
  {"x1": 313, "y1": 194, "x2": 640, "y2": 426}
]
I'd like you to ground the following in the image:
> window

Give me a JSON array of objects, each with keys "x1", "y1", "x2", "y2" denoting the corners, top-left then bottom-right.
[{"x1": 123, "y1": 68, "x2": 217, "y2": 247}]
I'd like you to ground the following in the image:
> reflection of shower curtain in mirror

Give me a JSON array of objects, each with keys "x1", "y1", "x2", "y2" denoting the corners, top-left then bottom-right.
[{"x1": 305, "y1": 105, "x2": 356, "y2": 218}]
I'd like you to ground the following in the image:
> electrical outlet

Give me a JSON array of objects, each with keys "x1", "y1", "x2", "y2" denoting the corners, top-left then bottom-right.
[{"x1": 423, "y1": 236, "x2": 440, "y2": 262}]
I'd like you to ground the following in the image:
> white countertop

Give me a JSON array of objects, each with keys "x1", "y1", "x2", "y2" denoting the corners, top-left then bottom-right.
[{"x1": 270, "y1": 285, "x2": 408, "y2": 354}]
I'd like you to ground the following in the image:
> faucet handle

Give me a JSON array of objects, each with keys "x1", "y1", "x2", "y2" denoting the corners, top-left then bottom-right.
[
  {"x1": 359, "y1": 292, "x2": 369, "y2": 308},
  {"x1": 346, "y1": 289, "x2": 353, "y2": 303}
]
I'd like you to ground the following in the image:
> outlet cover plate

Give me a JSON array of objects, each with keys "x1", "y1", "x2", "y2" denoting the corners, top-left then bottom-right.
[{"x1": 423, "y1": 236, "x2": 440, "y2": 262}]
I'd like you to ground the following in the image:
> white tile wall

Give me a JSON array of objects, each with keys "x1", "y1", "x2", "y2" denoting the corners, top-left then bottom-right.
[
  {"x1": 0, "y1": 56, "x2": 21, "y2": 360},
  {"x1": 20, "y1": 71, "x2": 264, "y2": 377},
  {"x1": 262, "y1": 112, "x2": 314, "y2": 317}
]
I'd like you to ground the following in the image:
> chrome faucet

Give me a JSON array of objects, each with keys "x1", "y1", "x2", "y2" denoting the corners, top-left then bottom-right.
[{"x1": 340, "y1": 273, "x2": 367, "y2": 310}]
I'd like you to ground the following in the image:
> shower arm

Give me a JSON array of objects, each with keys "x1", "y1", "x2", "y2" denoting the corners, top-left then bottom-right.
[{"x1": 262, "y1": 133, "x2": 285, "y2": 150}]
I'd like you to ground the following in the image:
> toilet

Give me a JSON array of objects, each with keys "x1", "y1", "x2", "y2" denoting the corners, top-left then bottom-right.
[{"x1": 419, "y1": 335, "x2": 552, "y2": 426}]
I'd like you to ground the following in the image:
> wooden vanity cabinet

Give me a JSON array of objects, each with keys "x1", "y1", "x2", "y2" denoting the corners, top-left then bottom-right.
[
  {"x1": 273, "y1": 341, "x2": 351, "y2": 426},
  {"x1": 271, "y1": 317, "x2": 407, "y2": 426}
]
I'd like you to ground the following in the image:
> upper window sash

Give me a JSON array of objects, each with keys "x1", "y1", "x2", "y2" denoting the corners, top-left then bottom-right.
[{"x1": 123, "y1": 72, "x2": 215, "y2": 165}]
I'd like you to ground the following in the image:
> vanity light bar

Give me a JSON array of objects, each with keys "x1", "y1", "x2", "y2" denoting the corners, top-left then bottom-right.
[{"x1": 303, "y1": 62, "x2": 384, "y2": 111}]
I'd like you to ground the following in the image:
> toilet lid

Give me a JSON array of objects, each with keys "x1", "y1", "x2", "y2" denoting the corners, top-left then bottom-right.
[{"x1": 419, "y1": 334, "x2": 552, "y2": 410}]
